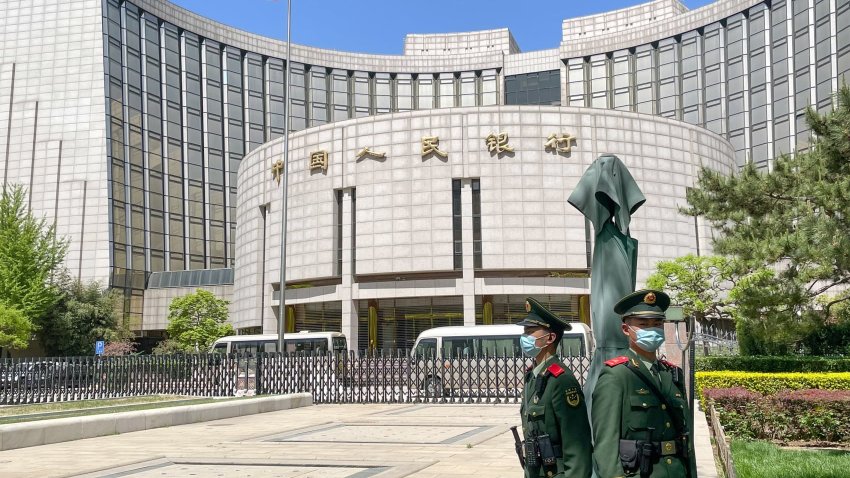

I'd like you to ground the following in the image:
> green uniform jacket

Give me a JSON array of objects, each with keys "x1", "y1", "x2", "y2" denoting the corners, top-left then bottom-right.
[
  {"x1": 591, "y1": 349, "x2": 697, "y2": 478},
  {"x1": 520, "y1": 355, "x2": 593, "y2": 478}
]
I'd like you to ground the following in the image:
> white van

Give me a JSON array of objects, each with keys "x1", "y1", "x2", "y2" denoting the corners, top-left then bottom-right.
[
  {"x1": 409, "y1": 323, "x2": 594, "y2": 396},
  {"x1": 411, "y1": 323, "x2": 594, "y2": 359},
  {"x1": 210, "y1": 331, "x2": 348, "y2": 355}
]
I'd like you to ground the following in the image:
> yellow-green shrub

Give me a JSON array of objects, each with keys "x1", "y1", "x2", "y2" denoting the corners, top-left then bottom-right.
[{"x1": 696, "y1": 371, "x2": 850, "y2": 400}]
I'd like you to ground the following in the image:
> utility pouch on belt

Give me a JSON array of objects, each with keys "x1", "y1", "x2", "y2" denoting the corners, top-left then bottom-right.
[
  {"x1": 537, "y1": 434, "x2": 557, "y2": 467},
  {"x1": 639, "y1": 441, "x2": 655, "y2": 476},
  {"x1": 524, "y1": 438, "x2": 539, "y2": 467},
  {"x1": 618, "y1": 439, "x2": 639, "y2": 473}
]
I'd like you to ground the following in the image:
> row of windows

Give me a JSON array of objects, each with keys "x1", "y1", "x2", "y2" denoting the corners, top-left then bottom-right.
[
  {"x1": 104, "y1": 0, "x2": 501, "y2": 285},
  {"x1": 506, "y1": 0, "x2": 850, "y2": 168}
]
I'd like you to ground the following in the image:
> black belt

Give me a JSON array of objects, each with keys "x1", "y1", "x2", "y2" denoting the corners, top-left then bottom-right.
[{"x1": 621, "y1": 438, "x2": 686, "y2": 458}]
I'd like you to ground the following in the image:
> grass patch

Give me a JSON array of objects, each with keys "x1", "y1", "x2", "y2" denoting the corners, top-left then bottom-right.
[
  {"x1": 732, "y1": 439, "x2": 850, "y2": 478},
  {"x1": 0, "y1": 395, "x2": 241, "y2": 425}
]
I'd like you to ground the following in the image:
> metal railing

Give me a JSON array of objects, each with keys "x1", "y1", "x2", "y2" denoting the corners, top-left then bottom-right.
[{"x1": 0, "y1": 352, "x2": 592, "y2": 405}]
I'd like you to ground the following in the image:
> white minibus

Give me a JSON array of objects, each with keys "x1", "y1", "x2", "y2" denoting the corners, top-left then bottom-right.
[
  {"x1": 409, "y1": 323, "x2": 594, "y2": 396},
  {"x1": 411, "y1": 323, "x2": 594, "y2": 359},
  {"x1": 210, "y1": 331, "x2": 348, "y2": 355}
]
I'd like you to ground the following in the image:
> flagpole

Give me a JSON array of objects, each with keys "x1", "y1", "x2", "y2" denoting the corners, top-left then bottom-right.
[{"x1": 277, "y1": 0, "x2": 292, "y2": 353}]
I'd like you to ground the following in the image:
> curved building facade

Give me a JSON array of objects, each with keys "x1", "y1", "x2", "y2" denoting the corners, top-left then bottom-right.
[
  {"x1": 234, "y1": 106, "x2": 734, "y2": 350},
  {"x1": 1, "y1": 0, "x2": 847, "y2": 341}
]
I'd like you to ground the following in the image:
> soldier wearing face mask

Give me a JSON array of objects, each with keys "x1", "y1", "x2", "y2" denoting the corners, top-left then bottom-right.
[
  {"x1": 514, "y1": 297, "x2": 593, "y2": 478},
  {"x1": 591, "y1": 290, "x2": 697, "y2": 478}
]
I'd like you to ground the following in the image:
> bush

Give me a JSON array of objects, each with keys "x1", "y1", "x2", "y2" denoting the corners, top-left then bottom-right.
[
  {"x1": 102, "y1": 340, "x2": 136, "y2": 356},
  {"x1": 696, "y1": 356, "x2": 850, "y2": 373},
  {"x1": 706, "y1": 387, "x2": 850, "y2": 443},
  {"x1": 696, "y1": 371, "x2": 850, "y2": 399},
  {"x1": 152, "y1": 339, "x2": 190, "y2": 355}
]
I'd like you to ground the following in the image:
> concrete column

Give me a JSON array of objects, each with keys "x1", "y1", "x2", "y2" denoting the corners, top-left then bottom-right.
[
  {"x1": 340, "y1": 188, "x2": 358, "y2": 351},
  {"x1": 461, "y1": 179, "x2": 476, "y2": 326}
]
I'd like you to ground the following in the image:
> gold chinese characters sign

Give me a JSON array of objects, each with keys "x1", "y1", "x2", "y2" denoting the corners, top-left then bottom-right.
[
  {"x1": 421, "y1": 136, "x2": 447, "y2": 158},
  {"x1": 485, "y1": 132, "x2": 514, "y2": 154},
  {"x1": 309, "y1": 150, "x2": 329, "y2": 172},
  {"x1": 270, "y1": 132, "x2": 582, "y2": 182},
  {"x1": 355, "y1": 146, "x2": 387, "y2": 160},
  {"x1": 545, "y1": 133, "x2": 576, "y2": 154},
  {"x1": 271, "y1": 159, "x2": 284, "y2": 185}
]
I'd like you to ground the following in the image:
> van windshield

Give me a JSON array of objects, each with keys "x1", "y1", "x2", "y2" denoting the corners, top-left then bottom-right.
[
  {"x1": 332, "y1": 336, "x2": 347, "y2": 353},
  {"x1": 414, "y1": 338, "x2": 437, "y2": 358}
]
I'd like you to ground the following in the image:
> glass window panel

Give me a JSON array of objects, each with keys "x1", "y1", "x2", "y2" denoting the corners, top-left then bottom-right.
[{"x1": 418, "y1": 76, "x2": 434, "y2": 109}]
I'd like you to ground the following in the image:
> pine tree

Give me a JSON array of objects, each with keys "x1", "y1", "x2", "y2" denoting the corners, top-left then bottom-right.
[{"x1": 684, "y1": 85, "x2": 850, "y2": 353}]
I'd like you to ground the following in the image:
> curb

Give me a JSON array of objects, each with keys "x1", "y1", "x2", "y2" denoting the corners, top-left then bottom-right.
[{"x1": 0, "y1": 393, "x2": 313, "y2": 451}]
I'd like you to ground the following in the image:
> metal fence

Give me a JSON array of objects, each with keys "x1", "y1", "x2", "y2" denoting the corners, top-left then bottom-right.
[{"x1": 0, "y1": 352, "x2": 592, "y2": 405}]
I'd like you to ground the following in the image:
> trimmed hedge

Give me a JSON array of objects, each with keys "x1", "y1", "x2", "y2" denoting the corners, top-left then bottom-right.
[
  {"x1": 695, "y1": 355, "x2": 850, "y2": 373},
  {"x1": 705, "y1": 387, "x2": 850, "y2": 443},
  {"x1": 696, "y1": 371, "x2": 850, "y2": 400}
]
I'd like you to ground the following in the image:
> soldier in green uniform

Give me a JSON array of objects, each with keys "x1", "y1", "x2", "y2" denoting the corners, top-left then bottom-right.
[
  {"x1": 591, "y1": 290, "x2": 697, "y2": 478},
  {"x1": 515, "y1": 297, "x2": 593, "y2": 478}
]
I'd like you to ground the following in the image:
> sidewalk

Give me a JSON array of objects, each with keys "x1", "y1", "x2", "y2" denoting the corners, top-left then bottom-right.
[
  {"x1": 0, "y1": 402, "x2": 719, "y2": 477},
  {"x1": 693, "y1": 401, "x2": 719, "y2": 478}
]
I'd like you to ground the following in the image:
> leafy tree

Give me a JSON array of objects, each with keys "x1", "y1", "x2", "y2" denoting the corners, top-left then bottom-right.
[
  {"x1": 0, "y1": 184, "x2": 67, "y2": 327},
  {"x1": 0, "y1": 302, "x2": 34, "y2": 350},
  {"x1": 165, "y1": 289, "x2": 234, "y2": 352},
  {"x1": 683, "y1": 84, "x2": 850, "y2": 353},
  {"x1": 646, "y1": 254, "x2": 737, "y2": 323},
  {"x1": 38, "y1": 277, "x2": 127, "y2": 356}
]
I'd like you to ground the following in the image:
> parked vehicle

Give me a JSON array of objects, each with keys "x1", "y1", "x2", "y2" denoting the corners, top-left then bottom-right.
[
  {"x1": 409, "y1": 323, "x2": 594, "y2": 396},
  {"x1": 210, "y1": 331, "x2": 348, "y2": 355},
  {"x1": 0, "y1": 361, "x2": 63, "y2": 390},
  {"x1": 208, "y1": 331, "x2": 349, "y2": 390}
]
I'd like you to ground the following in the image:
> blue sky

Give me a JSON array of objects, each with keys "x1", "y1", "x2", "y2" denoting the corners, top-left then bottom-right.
[{"x1": 171, "y1": 0, "x2": 716, "y2": 54}]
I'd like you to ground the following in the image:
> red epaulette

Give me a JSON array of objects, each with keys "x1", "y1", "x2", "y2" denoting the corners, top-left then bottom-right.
[
  {"x1": 660, "y1": 359, "x2": 677, "y2": 369},
  {"x1": 547, "y1": 363, "x2": 565, "y2": 377},
  {"x1": 605, "y1": 356, "x2": 629, "y2": 367}
]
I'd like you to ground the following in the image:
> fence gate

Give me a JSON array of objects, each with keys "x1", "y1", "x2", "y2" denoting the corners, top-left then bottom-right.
[{"x1": 1, "y1": 352, "x2": 592, "y2": 405}]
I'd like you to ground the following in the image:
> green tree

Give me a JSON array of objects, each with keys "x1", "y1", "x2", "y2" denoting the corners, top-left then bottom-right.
[
  {"x1": 683, "y1": 84, "x2": 850, "y2": 352},
  {"x1": 646, "y1": 254, "x2": 737, "y2": 323},
  {"x1": 38, "y1": 277, "x2": 127, "y2": 356},
  {"x1": 165, "y1": 289, "x2": 234, "y2": 352},
  {"x1": 0, "y1": 185, "x2": 67, "y2": 328},
  {"x1": 0, "y1": 302, "x2": 34, "y2": 350}
]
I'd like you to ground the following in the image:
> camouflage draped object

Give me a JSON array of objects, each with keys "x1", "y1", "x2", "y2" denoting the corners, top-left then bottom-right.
[{"x1": 568, "y1": 154, "x2": 645, "y2": 410}]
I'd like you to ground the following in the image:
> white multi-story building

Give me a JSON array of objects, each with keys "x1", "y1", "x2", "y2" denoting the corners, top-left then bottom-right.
[{"x1": 2, "y1": 0, "x2": 847, "y2": 350}]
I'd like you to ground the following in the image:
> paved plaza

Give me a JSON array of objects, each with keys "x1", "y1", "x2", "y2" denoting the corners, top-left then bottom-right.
[{"x1": 0, "y1": 400, "x2": 718, "y2": 478}]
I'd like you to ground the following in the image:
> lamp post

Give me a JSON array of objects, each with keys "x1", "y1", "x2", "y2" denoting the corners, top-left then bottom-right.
[
  {"x1": 666, "y1": 305, "x2": 696, "y2": 424},
  {"x1": 277, "y1": 0, "x2": 293, "y2": 353}
]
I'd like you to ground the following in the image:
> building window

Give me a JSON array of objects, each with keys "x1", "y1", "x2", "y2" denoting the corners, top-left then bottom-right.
[
  {"x1": 472, "y1": 179, "x2": 481, "y2": 269},
  {"x1": 460, "y1": 71, "x2": 476, "y2": 107},
  {"x1": 417, "y1": 74, "x2": 434, "y2": 109},
  {"x1": 438, "y1": 73, "x2": 456, "y2": 108},
  {"x1": 331, "y1": 69, "x2": 350, "y2": 122},
  {"x1": 335, "y1": 189, "x2": 343, "y2": 276},
  {"x1": 374, "y1": 73, "x2": 391, "y2": 114},
  {"x1": 504, "y1": 70, "x2": 560, "y2": 105},
  {"x1": 589, "y1": 54, "x2": 608, "y2": 108},
  {"x1": 452, "y1": 179, "x2": 462, "y2": 270},
  {"x1": 354, "y1": 71, "x2": 371, "y2": 117},
  {"x1": 396, "y1": 74, "x2": 413, "y2": 111},
  {"x1": 611, "y1": 50, "x2": 631, "y2": 110},
  {"x1": 481, "y1": 69, "x2": 499, "y2": 106}
]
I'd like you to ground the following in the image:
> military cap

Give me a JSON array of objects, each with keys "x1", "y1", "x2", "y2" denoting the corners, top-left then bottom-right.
[
  {"x1": 613, "y1": 289, "x2": 671, "y2": 320},
  {"x1": 516, "y1": 297, "x2": 572, "y2": 331}
]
